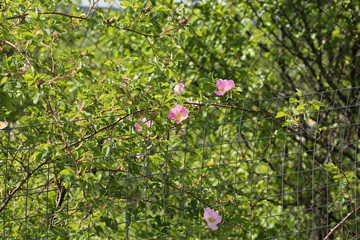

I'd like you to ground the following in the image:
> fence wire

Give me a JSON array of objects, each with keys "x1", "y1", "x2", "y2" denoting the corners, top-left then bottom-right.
[
  {"x1": 1, "y1": 0, "x2": 360, "y2": 239},
  {"x1": 1, "y1": 87, "x2": 359, "y2": 239}
]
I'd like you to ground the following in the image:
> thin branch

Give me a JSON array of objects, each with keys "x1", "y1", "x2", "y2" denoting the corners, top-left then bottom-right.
[
  {"x1": 87, "y1": 0, "x2": 100, "y2": 16},
  {"x1": 19, "y1": 178, "x2": 54, "y2": 191},
  {"x1": 86, "y1": 168, "x2": 128, "y2": 173},
  {"x1": 61, "y1": 109, "x2": 145, "y2": 150},
  {"x1": 48, "y1": 73, "x2": 75, "y2": 83},
  {"x1": 7, "y1": 0, "x2": 98, "y2": 25},
  {"x1": 46, "y1": 97, "x2": 81, "y2": 171},
  {"x1": 7, "y1": 11, "x2": 88, "y2": 20},
  {"x1": 121, "y1": 27, "x2": 161, "y2": 38},
  {"x1": 121, "y1": 18, "x2": 189, "y2": 38},
  {"x1": 139, "y1": 173, "x2": 209, "y2": 207},
  {"x1": 166, "y1": 181, "x2": 207, "y2": 206},
  {"x1": 145, "y1": 37, "x2": 161, "y2": 58},
  {"x1": 184, "y1": 102, "x2": 275, "y2": 118},
  {"x1": 323, "y1": 206, "x2": 360, "y2": 240},
  {"x1": 0, "y1": 159, "x2": 50, "y2": 213},
  {"x1": 9, "y1": 13, "x2": 162, "y2": 38},
  {"x1": 0, "y1": 39, "x2": 33, "y2": 69}
]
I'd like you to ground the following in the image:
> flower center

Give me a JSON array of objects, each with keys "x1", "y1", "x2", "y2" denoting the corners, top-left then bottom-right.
[
  {"x1": 220, "y1": 86, "x2": 225, "y2": 92},
  {"x1": 176, "y1": 114, "x2": 183, "y2": 119},
  {"x1": 208, "y1": 217, "x2": 215, "y2": 223}
]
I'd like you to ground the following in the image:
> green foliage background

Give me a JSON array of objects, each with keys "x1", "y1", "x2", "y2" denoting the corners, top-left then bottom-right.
[{"x1": 0, "y1": 0, "x2": 359, "y2": 239}]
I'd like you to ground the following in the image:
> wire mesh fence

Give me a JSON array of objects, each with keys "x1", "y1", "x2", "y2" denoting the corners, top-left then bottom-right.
[
  {"x1": 1, "y1": 0, "x2": 359, "y2": 239},
  {"x1": 1, "y1": 87, "x2": 359, "y2": 239}
]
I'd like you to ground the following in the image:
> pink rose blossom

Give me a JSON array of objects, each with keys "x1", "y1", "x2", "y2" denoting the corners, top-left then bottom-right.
[
  {"x1": 204, "y1": 207, "x2": 222, "y2": 230},
  {"x1": 174, "y1": 83, "x2": 185, "y2": 94},
  {"x1": 134, "y1": 118, "x2": 153, "y2": 132},
  {"x1": 168, "y1": 105, "x2": 188, "y2": 124},
  {"x1": 0, "y1": 121, "x2": 8, "y2": 130},
  {"x1": 214, "y1": 79, "x2": 235, "y2": 96}
]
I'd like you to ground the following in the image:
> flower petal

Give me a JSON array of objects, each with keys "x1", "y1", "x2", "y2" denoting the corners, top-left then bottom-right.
[
  {"x1": 208, "y1": 224, "x2": 218, "y2": 230},
  {"x1": 0, "y1": 121, "x2": 8, "y2": 130},
  {"x1": 214, "y1": 90, "x2": 225, "y2": 96},
  {"x1": 134, "y1": 123, "x2": 143, "y2": 132},
  {"x1": 213, "y1": 215, "x2": 222, "y2": 224}
]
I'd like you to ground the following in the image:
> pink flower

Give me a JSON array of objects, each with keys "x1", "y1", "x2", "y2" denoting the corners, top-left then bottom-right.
[
  {"x1": 174, "y1": 83, "x2": 185, "y2": 94},
  {"x1": 134, "y1": 118, "x2": 153, "y2": 132},
  {"x1": 204, "y1": 207, "x2": 222, "y2": 230},
  {"x1": 0, "y1": 121, "x2": 8, "y2": 130},
  {"x1": 21, "y1": 64, "x2": 29, "y2": 72},
  {"x1": 168, "y1": 105, "x2": 188, "y2": 124},
  {"x1": 214, "y1": 79, "x2": 235, "y2": 96}
]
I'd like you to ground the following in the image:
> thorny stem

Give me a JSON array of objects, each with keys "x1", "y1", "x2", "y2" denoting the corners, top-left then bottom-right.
[{"x1": 323, "y1": 206, "x2": 360, "y2": 240}]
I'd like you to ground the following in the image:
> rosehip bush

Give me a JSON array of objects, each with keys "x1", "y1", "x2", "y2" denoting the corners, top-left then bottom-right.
[{"x1": 0, "y1": 0, "x2": 358, "y2": 239}]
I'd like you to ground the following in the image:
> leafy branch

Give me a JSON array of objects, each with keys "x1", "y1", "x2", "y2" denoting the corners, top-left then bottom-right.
[
  {"x1": 7, "y1": 11, "x2": 88, "y2": 20},
  {"x1": 61, "y1": 109, "x2": 146, "y2": 150},
  {"x1": 7, "y1": 0, "x2": 99, "y2": 20},
  {"x1": 0, "y1": 39, "x2": 33, "y2": 69}
]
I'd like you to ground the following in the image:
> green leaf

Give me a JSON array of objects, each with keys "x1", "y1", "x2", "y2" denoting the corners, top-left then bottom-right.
[
  {"x1": 275, "y1": 111, "x2": 287, "y2": 118},
  {"x1": 282, "y1": 120, "x2": 291, "y2": 127},
  {"x1": 145, "y1": 66, "x2": 155, "y2": 73},
  {"x1": 59, "y1": 168, "x2": 73, "y2": 176},
  {"x1": 296, "y1": 103, "x2": 307, "y2": 112},
  {"x1": 295, "y1": 91, "x2": 303, "y2": 97},
  {"x1": 0, "y1": 77, "x2": 8, "y2": 85},
  {"x1": 121, "y1": 1, "x2": 131, "y2": 7},
  {"x1": 32, "y1": 92, "x2": 42, "y2": 104},
  {"x1": 289, "y1": 98, "x2": 300, "y2": 103}
]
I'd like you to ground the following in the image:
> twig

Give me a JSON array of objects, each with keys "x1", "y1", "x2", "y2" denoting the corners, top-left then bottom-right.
[
  {"x1": 0, "y1": 39, "x2": 33, "y2": 69},
  {"x1": 139, "y1": 173, "x2": 209, "y2": 207},
  {"x1": 166, "y1": 181, "x2": 207, "y2": 206},
  {"x1": 184, "y1": 102, "x2": 275, "y2": 118},
  {"x1": 86, "y1": 168, "x2": 128, "y2": 173},
  {"x1": 87, "y1": 0, "x2": 100, "y2": 16},
  {"x1": 0, "y1": 159, "x2": 50, "y2": 213},
  {"x1": 121, "y1": 18, "x2": 189, "y2": 38},
  {"x1": 323, "y1": 206, "x2": 360, "y2": 240},
  {"x1": 46, "y1": 98, "x2": 80, "y2": 171},
  {"x1": 145, "y1": 37, "x2": 161, "y2": 59},
  {"x1": 160, "y1": 18, "x2": 190, "y2": 35},
  {"x1": 121, "y1": 27, "x2": 161, "y2": 38},
  {"x1": 8, "y1": 14, "x2": 162, "y2": 38},
  {"x1": 61, "y1": 109, "x2": 145, "y2": 150},
  {"x1": 48, "y1": 74, "x2": 73, "y2": 83},
  {"x1": 7, "y1": 11, "x2": 88, "y2": 20}
]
